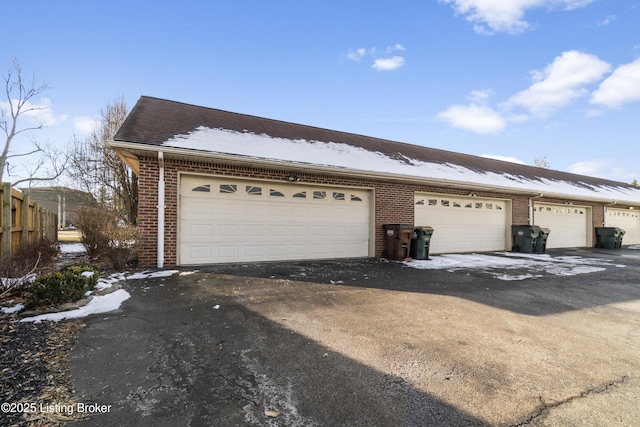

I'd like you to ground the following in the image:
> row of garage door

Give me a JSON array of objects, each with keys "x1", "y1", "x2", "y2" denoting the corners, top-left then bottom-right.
[{"x1": 179, "y1": 175, "x2": 640, "y2": 265}]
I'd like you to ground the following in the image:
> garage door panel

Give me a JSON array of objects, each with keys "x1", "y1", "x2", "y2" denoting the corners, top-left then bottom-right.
[
  {"x1": 217, "y1": 246, "x2": 239, "y2": 259},
  {"x1": 607, "y1": 209, "x2": 640, "y2": 245},
  {"x1": 291, "y1": 226, "x2": 308, "y2": 237},
  {"x1": 415, "y1": 194, "x2": 507, "y2": 254},
  {"x1": 534, "y1": 204, "x2": 589, "y2": 248},
  {"x1": 187, "y1": 200, "x2": 213, "y2": 216},
  {"x1": 180, "y1": 176, "x2": 370, "y2": 264},
  {"x1": 184, "y1": 223, "x2": 213, "y2": 239},
  {"x1": 244, "y1": 245, "x2": 263, "y2": 257}
]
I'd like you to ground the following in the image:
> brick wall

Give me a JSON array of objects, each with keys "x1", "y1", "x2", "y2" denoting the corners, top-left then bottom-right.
[{"x1": 136, "y1": 157, "x2": 605, "y2": 267}]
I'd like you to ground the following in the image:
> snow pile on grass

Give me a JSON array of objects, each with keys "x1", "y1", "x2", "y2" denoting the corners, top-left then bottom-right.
[
  {"x1": 1, "y1": 273, "x2": 36, "y2": 290},
  {"x1": 403, "y1": 252, "x2": 622, "y2": 281},
  {"x1": 1, "y1": 302, "x2": 25, "y2": 314},
  {"x1": 164, "y1": 127, "x2": 640, "y2": 203},
  {"x1": 19, "y1": 290, "x2": 131, "y2": 322},
  {"x1": 16, "y1": 270, "x2": 179, "y2": 322}
]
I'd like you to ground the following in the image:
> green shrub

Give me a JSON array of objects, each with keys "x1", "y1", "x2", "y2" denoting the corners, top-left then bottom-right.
[
  {"x1": 59, "y1": 262, "x2": 99, "y2": 288},
  {"x1": 28, "y1": 262, "x2": 99, "y2": 308}
]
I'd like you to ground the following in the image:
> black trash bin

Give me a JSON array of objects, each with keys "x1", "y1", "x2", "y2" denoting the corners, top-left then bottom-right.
[
  {"x1": 411, "y1": 226, "x2": 434, "y2": 260},
  {"x1": 511, "y1": 225, "x2": 541, "y2": 253},
  {"x1": 595, "y1": 227, "x2": 623, "y2": 249},
  {"x1": 535, "y1": 228, "x2": 551, "y2": 253},
  {"x1": 616, "y1": 229, "x2": 626, "y2": 249},
  {"x1": 383, "y1": 224, "x2": 414, "y2": 260}
]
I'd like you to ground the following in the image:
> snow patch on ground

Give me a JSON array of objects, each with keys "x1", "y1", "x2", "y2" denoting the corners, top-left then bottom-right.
[
  {"x1": 14, "y1": 270, "x2": 181, "y2": 322},
  {"x1": 1, "y1": 302, "x2": 25, "y2": 314},
  {"x1": 126, "y1": 270, "x2": 180, "y2": 280},
  {"x1": 1, "y1": 273, "x2": 36, "y2": 290},
  {"x1": 59, "y1": 242, "x2": 87, "y2": 254},
  {"x1": 20, "y1": 289, "x2": 131, "y2": 322},
  {"x1": 404, "y1": 252, "x2": 617, "y2": 281}
]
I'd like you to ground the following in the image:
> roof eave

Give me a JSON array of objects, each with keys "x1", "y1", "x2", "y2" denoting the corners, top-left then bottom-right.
[{"x1": 107, "y1": 141, "x2": 639, "y2": 205}]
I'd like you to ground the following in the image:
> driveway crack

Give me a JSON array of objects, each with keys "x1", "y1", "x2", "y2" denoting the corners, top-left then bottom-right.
[{"x1": 511, "y1": 375, "x2": 630, "y2": 426}]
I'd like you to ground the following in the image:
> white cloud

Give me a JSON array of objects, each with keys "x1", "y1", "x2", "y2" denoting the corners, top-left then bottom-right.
[
  {"x1": 437, "y1": 89, "x2": 507, "y2": 134},
  {"x1": 481, "y1": 154, "x2": 527, "y2": 164},
  {"x1": 346, "y1": 45, "x2": 406, "y2": 71},
  {"x1": 505, "y1": 50, "x2": 611, "y2": 118},
  {"x1": 567, "y1": 159, "x2": 639, "y2": 182},
  {"x1": 469, "y1": 89, "x2": 493, "y2": 103},
  {"x1": 73, "y1": 116, "x2": 98, "y2": 135},
  {"x1": 387, "y1": 44, "x2": 405, "y2": 53},
  {"x1": 590, "y1": 57, "x2": 640, "y2": 109},
  {"x1": 437, "y1": 104, "x2": 506, "y2": 134},
  {"x1": 596, "y1": 15, "x2": 616, "y2": 26},
  {"x1": 372, "y1": 56, "x2": 405, "y2": 71},
  {"x1": 0, "y1": 97, "x2": 68, "y2": 127},
  {"x1": 568, "y1": 159, "x2": 612, "y2": 176},
  {"x1": 347, "y1": 48, "x2": 366, "y2": 62},
  {"x1": 439, "y1": 0, "x2": 596, "y2": 34}
]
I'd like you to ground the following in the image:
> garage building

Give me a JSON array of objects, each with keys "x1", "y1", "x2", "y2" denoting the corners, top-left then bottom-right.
[{"x1": 110, "y1": 97, "x2": 640, "y2": 267}]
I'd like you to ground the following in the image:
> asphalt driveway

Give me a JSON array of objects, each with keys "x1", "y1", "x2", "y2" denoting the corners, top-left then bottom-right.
[{"x1": 69, "y1": 248, "x2": 640, "y2": 426}]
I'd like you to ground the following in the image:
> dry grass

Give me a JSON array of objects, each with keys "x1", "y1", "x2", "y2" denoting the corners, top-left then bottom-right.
[{"x1": 57, "y1": 230, "x2": 82, "y2": 243}]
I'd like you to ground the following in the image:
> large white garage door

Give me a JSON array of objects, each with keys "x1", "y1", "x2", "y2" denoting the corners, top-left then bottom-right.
[
  {"x1": 606, "y1": 208, "x2": 640, "y2": 245},
  {"x1": 179, "y1": 176, "x2": 371, "y2": 265},
  {"x1": 534, "y1": 203, "x2": 590, "y2": 248},
  {"x1": 414, "y1": 194, "x2": 508, "y2": 254}
]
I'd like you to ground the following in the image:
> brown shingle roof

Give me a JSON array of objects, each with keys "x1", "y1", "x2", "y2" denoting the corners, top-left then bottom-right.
[{"x1": 114, "y1": 96, "x2": 636, "y2": 191}]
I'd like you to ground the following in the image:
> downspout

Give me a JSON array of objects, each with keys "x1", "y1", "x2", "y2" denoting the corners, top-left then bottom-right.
[
  {"x1": 157, "y1": 152, "x2": 165, "y2": 269},
  {"x1": 528, "y1": 193, "x2": 544, "y2": 225},
  {"x1": 603, "y1": 201, "x2": 617, "y2": 226}
]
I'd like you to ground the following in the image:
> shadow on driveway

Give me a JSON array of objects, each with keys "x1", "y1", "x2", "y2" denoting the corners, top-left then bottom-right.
[
  {"x1": 198, "y1": 248, "x2": 640, "y2": 316},
  {"x1": 69, "y1": 273, "x2": 486, "y2": 427}
]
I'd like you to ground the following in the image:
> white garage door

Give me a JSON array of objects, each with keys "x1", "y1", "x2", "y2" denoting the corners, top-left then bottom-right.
[
  {"x1": 534, "y1": 203, "x2": 590, "y2": 248},
  {"x1": 414, "y1": 194, "x2": 508, "y2": 254},
  {"x1": 606, "y1": 208, "x2": 640, "y2": 245},
  {"x1": 179, "y1": 176, "x2": 371, "y2": 265}
]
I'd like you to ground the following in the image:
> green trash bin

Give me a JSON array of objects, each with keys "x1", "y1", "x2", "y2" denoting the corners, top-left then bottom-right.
[
  {"x1": 411, "y1": 226, "x2": 434, "y2": 260},
  {"x1": 595, "y1": 227, "x2": 622, "y2": 249},
  {"x1": 535, "y1": 228, "x2": 551, "y2": 253},
  {"x1": 383, "y1": 224, "x2": 414, "y2": 260},
  {"x1": 511, "y1": 225, "x2": 541, "y2": 253}
]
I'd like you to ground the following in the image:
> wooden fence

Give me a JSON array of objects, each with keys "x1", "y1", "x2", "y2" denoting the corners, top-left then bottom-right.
[{"x1": 0, "y1": 183, "x2": 58, "y2": 258}]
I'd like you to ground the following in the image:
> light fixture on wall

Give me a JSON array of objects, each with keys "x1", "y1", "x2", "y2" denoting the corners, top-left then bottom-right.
[
  {"x1": 467, "y1": 193, "x2": 476, "y2": 197},
  {"x1": 564, "y1": 201, "x2": 573, "y2": 205},
  {"x1": 287, "y1": 175, "x2": 301, "y2": 182}
]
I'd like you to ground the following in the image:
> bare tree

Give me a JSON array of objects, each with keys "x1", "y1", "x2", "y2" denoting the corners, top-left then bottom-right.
[
  {"x1": 67, "y1": 96, "x2": 138, "y2": 224},
  {"x1": 0, "y1": 59, "x2": 67, "y2": 186},
  {"x1": 534, "y1": 155, "x2": 549, "y2": 169}
]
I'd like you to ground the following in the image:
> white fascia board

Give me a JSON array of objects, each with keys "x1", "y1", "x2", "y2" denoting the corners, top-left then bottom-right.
[{"x1": 107, "y1": 141, "x2": 640, "y2": 205}]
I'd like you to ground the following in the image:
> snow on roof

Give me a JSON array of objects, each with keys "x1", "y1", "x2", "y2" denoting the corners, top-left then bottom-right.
[{"x1": 163, "y1": 126, "x2": 640, "y2": 203}]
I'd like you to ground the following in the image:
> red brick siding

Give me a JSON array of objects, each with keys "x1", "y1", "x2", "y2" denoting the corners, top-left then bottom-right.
[
  {"x1": 135, "y1": 157, "x2": 604, "y2": 267},
  {"x1": 511, "y1": 196, "x2": 531, "y2": 225}
]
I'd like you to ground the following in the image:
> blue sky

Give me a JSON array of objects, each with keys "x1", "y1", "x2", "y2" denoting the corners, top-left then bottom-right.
[{"x1": 3, "y1": 0, "x2": 640, "y2": 185}]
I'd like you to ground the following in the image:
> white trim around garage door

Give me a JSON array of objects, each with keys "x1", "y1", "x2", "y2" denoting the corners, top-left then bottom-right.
[
  {"x1": 414, "y1": 193, "x2": 510, "y2": 254},
  {"x1": 606, "y1": 208, "x2": 640, "y2": 245},
  {"x1": 178, "y1": 174, "x2": 373, "y2": 265},
  {"x1": 533, "y1": 203, "x2": 592, "y2": 249}
]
